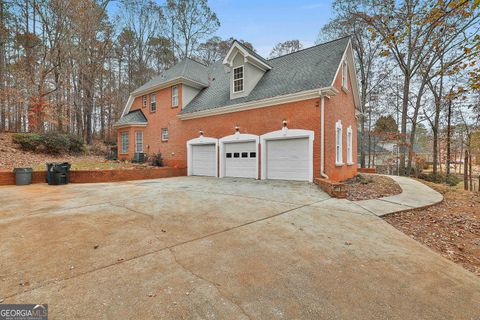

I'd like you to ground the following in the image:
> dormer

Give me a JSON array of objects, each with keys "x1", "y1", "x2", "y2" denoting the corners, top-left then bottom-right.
[{"x1": 223, "y1": 41, "x2": 272, "y2": 100}]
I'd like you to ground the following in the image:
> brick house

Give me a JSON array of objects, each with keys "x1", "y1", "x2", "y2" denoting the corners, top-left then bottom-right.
[{"x1": 115, "y1": 36, "x2": 360, "y2": 182}]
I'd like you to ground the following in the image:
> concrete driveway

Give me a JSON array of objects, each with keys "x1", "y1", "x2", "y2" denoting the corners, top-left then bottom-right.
[{"x1": 0, "y1": 177, "x2": 479, "y2": 319}]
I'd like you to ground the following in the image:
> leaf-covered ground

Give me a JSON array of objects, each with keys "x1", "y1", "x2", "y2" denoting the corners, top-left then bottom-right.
[
  {"x1": 345, "y1": 174, "x2": 402, "y2": 201},
  {"x1": 384, "y1": 181, "x2": 480, "y2": 276},
  {"x1": 0, "y1": 133, "x2": 132, "y2": 171}
]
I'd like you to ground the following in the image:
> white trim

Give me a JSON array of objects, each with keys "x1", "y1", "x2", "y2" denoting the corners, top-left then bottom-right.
[
  {"x1": 232, "y1": 65, "x2": 244, "y2": 93},
  {"x1": 260, "y1": 128, "x2": 315, "y2": 182},
  {"x1": 335, "y1": 120, "x2": 343, "y2": 166},
  {"x1": 161, "y1": 128, "x2": 169, "y2": 142},
  {"x1": 186, "y1": 135, "x2": 219, "y2": 177},
  {"x1": 331, "y1": 39, "x2": 361, "y2": 110},
  {"x1": 347, "y1": 126, "x2": 353, "y2": 165},
  {"x1": 113, "y1": 123, "x2": 147, "y2": 128},
  {"x1": 219, "y1": 133, "x2": 260, "y2": 179},
  {"x1": 320, "y1": 95, "x2": 328, "y2": 179},
  {"x1": 223, "y1": 41, "x2": 272, "y2": 71},
  {"x1": 342, "y1": 59, "x2": 348, "y2": 90},
  {"x1": 178, "y1": 87, "x2": 339, "y2": 120},
  {"x1": 172, "y1": 85, "x2": 179, "y2": 107},
  {"x1": 135, "y1": 131, "x2": 144, "y2": 153},
  {"x1": 121, "y1": 131, "x2": 129, "y2": 154}
]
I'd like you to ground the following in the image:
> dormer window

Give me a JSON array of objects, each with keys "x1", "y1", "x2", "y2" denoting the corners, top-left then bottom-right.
[{"x1": 233, "y1": 66, "x2": 244, "y2": 93}]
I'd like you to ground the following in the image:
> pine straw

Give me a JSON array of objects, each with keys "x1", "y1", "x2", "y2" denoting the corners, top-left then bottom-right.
[{"x1": 345, "y1": 174, "x2": 402, "y2": 201}]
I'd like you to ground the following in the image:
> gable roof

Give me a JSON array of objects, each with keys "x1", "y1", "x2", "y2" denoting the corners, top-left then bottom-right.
[
  {"x1": 114, "y1": 109, "x2": 147, "y2": 127},
  {"x1": 131, "y1": 58, "x2": 209, "y2": 96},
  {"x1": 182, "y1": 36, "x2": 351, "y2": 114},
  {"x1": 222, "y1": 40, "x2": 272, "y2": 71}
]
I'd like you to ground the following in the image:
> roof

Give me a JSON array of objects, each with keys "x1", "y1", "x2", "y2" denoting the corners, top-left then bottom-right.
[
  {"x1": 182, "y1": 36, "x2": 350, "y2": 114},
  {"x1": 115, "y1": 109, "x2": 147, "y2": 126},
  {"x1": 131, "y1": 58, "x2": 209, "y2": 95},
  {"x1": 234, "y1": 40, "x2": 271, "y2": 67}
]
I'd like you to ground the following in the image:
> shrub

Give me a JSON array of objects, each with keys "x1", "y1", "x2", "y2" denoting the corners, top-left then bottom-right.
[
  {"x1": 66, "y1": 134, "x2": 85, "y2": 154},
  {"x1": 418, "y1": 172, "x2": 461, "y2": 186},
  {"x1": 12, "y1": 133, "x2": 44, "y2": 151},
  {"x1": 150, "y1": 153, "x2": 163, "y2": 167},
  {"x1": 42, "y1": 132, "x2": 71, "y2": 154}
]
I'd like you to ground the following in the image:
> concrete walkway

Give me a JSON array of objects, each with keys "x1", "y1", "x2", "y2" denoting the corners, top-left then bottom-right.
[{"x1": 352, "y1": 175, "x2": 443, "y2": 216}]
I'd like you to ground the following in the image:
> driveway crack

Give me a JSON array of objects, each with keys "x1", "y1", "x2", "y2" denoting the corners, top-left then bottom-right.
[{"x1": 168, "y1": 248, "x2": 252, "y2": 320}]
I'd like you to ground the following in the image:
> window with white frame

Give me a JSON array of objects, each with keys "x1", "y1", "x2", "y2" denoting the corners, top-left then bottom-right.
[
  {"x1": 142, "y1": 95, "x2": 147, "y2": 108},
  {"x1": 347, "y1": 126, "x2": 353, "y2": 164},
  {"x1": 172, "y1": 85, "x2": 178, "y2": 107},
  {"x1": 336, "y1": 120, "x2": 343, "y2": 165},
  {"x1": 150, "y1": 93, "x2": 156, "y2": 112},
  {"x1": 121, "y1": 132, "x2": 129, "y2": 153},
  {"x1": 342, "y1": 59, "x2": 348, "y2": 89},
  {"x1": 161, "y1": 128, "x2": 168, "y2": 141},
  {"x1": 135, "y1": 131, "x2": 143, "y2": 153},
  {"x1": 233, "y1": 66, "x2": 244, "y2": 93}
]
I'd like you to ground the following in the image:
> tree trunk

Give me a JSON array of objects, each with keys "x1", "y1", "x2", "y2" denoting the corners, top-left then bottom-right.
[
  {"x1": 464, "y1": 150, "x2": 468, "y2": 191},
  {"x1": 446, "y1": 98, "x2": 452, "y2": 175}
]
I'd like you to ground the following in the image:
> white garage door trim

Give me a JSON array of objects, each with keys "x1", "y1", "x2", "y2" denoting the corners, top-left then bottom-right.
[
  {"x1": 187, "y1": 135, "x2": 218, "y2": 177},
  {"x1": 260, "y1": 128, "x2": 314, "y2": 182},
  {"x1": 219, "y1": 133, "x2": 259, "y2": 179}
]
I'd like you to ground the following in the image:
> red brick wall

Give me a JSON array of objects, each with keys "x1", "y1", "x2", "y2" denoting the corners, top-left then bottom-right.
[
  {"x1": 119, "y1": 64, "x2": 358, "y2": 182},
  {"x1": 0, "y1": 168, "x2": 186, "y2": 185},
  {"x1": 324, "y1": 64, "x2": 358, "y2": 181}
]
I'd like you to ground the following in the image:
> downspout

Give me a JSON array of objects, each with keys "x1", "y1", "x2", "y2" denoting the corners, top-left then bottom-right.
[{"x1": 320, "y1": 94, "x2": 329, "y2": 179}]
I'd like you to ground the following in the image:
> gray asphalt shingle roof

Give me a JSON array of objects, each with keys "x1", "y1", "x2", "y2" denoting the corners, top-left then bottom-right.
[
  {"x1": 132, "y1": 58, "x2": 210, "y2": 95},
  {"x1": 115, "y1": 109, "x2": 147, "y2": 126},
  {"x1": 181, "y1": 36, "x2": 350, "y2": 114}
]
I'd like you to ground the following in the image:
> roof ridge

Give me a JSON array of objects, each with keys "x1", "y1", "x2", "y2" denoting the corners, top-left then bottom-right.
[
  {"x1": 267, "y1": 35, "x2": 351, "y2": 61},
  {"x1": 185, "y1": 57, "x2": 209, "y2": 67}
]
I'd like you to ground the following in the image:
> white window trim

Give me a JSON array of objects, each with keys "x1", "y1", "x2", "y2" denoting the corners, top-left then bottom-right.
[
  {"x1": 233, "y1": 65, "x2": 244, "y2": 93},
  {"x1": 260, "y1": 128, "x2": 315, "y2": 182},
  {"x1": 342, "y1": 60, "x2": 348, "y2": 91},
  {"x1": 336, "y1": 120, "x2": 344, "y2": 166},
  {"x1": 347, "y1": 126, "x2": 353, "y2": 165},
  {"x1": 161, "y1": 128, "x2": 169, "y2": 141},
  {"x1": 121, "y1": 132, "x2": 129, "y2": 154},
  {"x1": 150, "y1": 93, "x2": 156, "y2": 112},
  {"x1": 186, "y1": 135, "x2": 219, "y2": 177},
  {"x1": 172, "y1": 85, "x2": 178, "y2": 107},
  {"x1": 135, "y1": 131, "x2": 143, "y2": 153},
  {"x1": 219, "y1": 133, "x2": 260, "y2": 179}
]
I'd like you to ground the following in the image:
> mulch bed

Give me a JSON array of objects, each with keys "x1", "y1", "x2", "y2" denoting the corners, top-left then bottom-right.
[
  {"x1": 384, "y1": 182, "x2": 480, "y2": 276},
  {"x1": 345, "y1": 174, "x2": 402, "y2": 201}
]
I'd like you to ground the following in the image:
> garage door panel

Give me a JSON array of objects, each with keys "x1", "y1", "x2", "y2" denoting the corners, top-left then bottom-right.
[
  {"x1": 192, "y1": 144, "x2": 216, "y2": 177},
  {"x1": 225, "y1": 142, "x2": 257, "y2": 178},
  {"x1": 266, "y1": 138, "x2": 309, "y2": 181}
]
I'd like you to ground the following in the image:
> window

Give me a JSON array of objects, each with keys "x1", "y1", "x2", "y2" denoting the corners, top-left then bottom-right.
[
  {"x1": 150, "y1": 93, "x2": 156, "y2": 112},
  {"x1": 342, "y1": 59, "x2": 348, "y2": 89},
  {"x1": 336, "y1": 120, "x2": 343, "y2": 165},
  {"x1": 142, "y1": 95, "x2": 147, "y2": 108},
  {"x1": 121, "y1": 132, "x2": 129, "y2": 154},
  {"x1": 249, "y1": 152, "x2": 256, "y2": 158},
  {"x1": 161, "y1": 128, "x2": 168, "y2": 141},
  {"x1": 233, "y1": 152, "x2": 240, "y2": 158},
  {"x1": 347, "y1": 126, "x2": 353, "y2": 164},
  {"x1": 172, "y1": 85, "x2": 178, "y2": 107},
  {"x1": 241, "y1": 152, "x2": 248, "y2": 158},
  {"x1": 226, "y1": 153, "x2": 232, "y2": 158},
  {"x1": 135, "y1": 131, "x2": 143, "y2": 153},
  {"x1": 233, "y1": 66, "x2": 244, "y2": 93}
]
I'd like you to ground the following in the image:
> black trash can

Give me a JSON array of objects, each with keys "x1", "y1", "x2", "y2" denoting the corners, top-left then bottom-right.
[
  {"x1": 13, "y1": 167, "x2": 33, "y2": 186},
  {"x1": 46, "y1": 162, "x2": 71, "y2": 185}
]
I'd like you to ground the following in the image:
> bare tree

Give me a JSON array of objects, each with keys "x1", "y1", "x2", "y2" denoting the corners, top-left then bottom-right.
[{"x1": 269, "y1": 40, "x2": 303, "y2": 58}]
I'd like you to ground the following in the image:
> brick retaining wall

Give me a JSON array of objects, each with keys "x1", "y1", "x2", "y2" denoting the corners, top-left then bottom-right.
[{"x1": 0, "y1": 167, "x2": 186, "y2": 186}]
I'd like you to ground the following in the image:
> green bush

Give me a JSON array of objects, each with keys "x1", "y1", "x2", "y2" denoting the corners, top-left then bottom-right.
[
  {"x1": 418, "y1": 172, "x2": 461, "y2": 186},
  {"x1": 12, "y1": 133, "x2": 44, "y2": 151},
  {"x1": 12, "y1": 132, "x2": 85, "y2": 155}
]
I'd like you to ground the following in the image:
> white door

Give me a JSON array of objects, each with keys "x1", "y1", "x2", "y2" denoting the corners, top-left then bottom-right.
[
  {"x1": 224, "y1": 142, "x2": 257, "y2": 178},
  {"x1": 191, "y1": 144, "x2": 216, "y2": 176},
  {"x1": 266, "y1": 138, "x2": 309, "y2": 181}
]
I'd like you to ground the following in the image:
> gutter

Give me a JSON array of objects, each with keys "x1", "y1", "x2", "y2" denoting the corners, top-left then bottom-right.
[{"x1": 320, "y1": 94, "x2": 329, "y2": 179}]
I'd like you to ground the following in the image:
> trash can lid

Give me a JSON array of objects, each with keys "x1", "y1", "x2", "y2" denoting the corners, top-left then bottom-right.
[{"x1": 13, "y1": 167, "x2": 33, "y2": 173}]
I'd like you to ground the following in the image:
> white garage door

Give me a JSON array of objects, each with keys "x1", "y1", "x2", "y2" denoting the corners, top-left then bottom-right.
[
  {"x1": 225, "y1": 142, "x2": 257, "y2": 178},
  {"x1": 266, "y1": 138, "x2": 309, "y2": 181},
  {"x1": 191, "y1": 144, "x2": 216, "y2": 176}
]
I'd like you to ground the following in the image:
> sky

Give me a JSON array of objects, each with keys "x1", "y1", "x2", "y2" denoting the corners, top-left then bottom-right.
[{"x1": 209, "y1": 0, "x2": 334, "y2": 57}]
